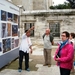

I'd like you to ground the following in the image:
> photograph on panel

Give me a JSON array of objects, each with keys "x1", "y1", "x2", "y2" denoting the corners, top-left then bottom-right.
[
  {"x1": 2, "y1": 23, "x2": 7, "y2": 38},
  {"x1": 7, "y1": 12, "x2": 13, "y2": 21},
  {"x1": 11, "y1": 38, "x2": 15, "y2": 49},
  {"x1": 12, "y1": 25, "x2": 18, "y2": 36},
  {"x1": 1, "y1": 10, "x2": 7, "y2": 21},
  {"x1": 13, "y1": 14, "x2": 18, "y2": 23},
  {"x1": 14, "y1": 39, "x2": 19, "y2": 47},
  {"x1": 3, "y1": 38, "x2": 11, "y2": 53},
  {"x1": 0, "y1": 42, "x2": 2, "y2": 52},
  {"x1": 7, "y1": 23, "x2": 11, "y2": 36}
]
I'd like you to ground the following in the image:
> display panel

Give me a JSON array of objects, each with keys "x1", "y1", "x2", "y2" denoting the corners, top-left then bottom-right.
[
  {"x1": 0, "y1": 0, "x2": 19, "y2": 69},
  {"x1": 0, "y1": 2, "x2": 19, "y2": 54}
]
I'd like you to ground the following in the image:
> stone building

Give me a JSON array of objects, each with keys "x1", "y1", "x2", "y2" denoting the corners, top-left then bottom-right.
[
  {"x1": 11, "y1": 0, "x2": 53, "y2": 10},
  {"x1": 7, "y1": 0, "x2": 75, "y2": 44},
  {"x1": 20, "y1": 9, "x2": 75, "y2": 43},
  {"x1": 33, "y1": 0, "x2": 53, "y2": 10}
]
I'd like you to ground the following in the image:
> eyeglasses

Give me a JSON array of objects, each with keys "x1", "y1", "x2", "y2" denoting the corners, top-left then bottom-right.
[{"x1": 61, "y1": 35, "x2": 66, "y2": 37}]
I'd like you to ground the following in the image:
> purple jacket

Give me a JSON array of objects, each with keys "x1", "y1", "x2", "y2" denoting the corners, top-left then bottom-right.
[{"x1": 54, "y1": 41, "x2": 74, "y2": 70}]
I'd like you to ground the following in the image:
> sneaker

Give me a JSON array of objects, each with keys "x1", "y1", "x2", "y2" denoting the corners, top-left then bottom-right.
[
  {"x1": 18, "y1": 69, "x2": 22, "y2": 72},
  {"x1": 26, "y1": 68, "x2": 30, "y2": 71}
]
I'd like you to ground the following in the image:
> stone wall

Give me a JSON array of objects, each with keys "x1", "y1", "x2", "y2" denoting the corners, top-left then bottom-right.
[
  {"x1": 12, "y1": 0, "x2": 33, "y2": 10},
  {"x1": 12, "y1": 0, "x2": 52, "y2": 10},
  {"x1": 33, "y1": 0, "x2": 45, "y2": 10},
  {"x1": 21, "y1": 10, "x2": 75, "y2": 41},
  {"x1": 12, "y1": 0, "x2": 22, "y2": 6},
  {"x1": 33, "y1": 0, "x2": 52, "y2": 10}
]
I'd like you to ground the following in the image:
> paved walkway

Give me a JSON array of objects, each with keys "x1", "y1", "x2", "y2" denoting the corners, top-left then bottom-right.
[
  {"x1": 0, "y1": 65, "x2": 60, "y2": 75},
  {"x1": 0, "y1": 45, "x2": 74, "y2": 75}
]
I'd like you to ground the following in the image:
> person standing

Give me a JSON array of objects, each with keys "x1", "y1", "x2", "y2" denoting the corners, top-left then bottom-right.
[
  {"x1": 43, "y1": 28, "x2": 54, "y2": 67},
  {"x1": 54, "y1": 31, "x2": 74, "y2": 75},
  {"x1": 18, "y1": 26, "x2": 34, "y2": 72},
  {"x1": 69, "y1": 33, "x2": 75, "y2": 73}
]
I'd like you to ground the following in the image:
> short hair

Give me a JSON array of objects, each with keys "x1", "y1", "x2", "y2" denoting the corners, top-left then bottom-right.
[
  {"x1": 25, "y1": 29, "x2": 28, "y2": 33},
  {"x1": 46, "y1": 28, "x2": 50, "y2": 32},
  {"x1": 62, "y1": 31, "x2": 69, "y2": 38},
  {"x1": 70, "y1": 33, "x2": 75, "y2": 38}
]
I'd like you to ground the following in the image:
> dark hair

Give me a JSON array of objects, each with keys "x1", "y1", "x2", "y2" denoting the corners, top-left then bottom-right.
[
  {"x1": 25, "y1": 29, "x2": 28, "y2": 33},
  {"x1": 62, "y1": 31, "x2": 69, "y2": 38},
  {"x1": 70, "y1": 33, "x2": 75, "y2": 38}
]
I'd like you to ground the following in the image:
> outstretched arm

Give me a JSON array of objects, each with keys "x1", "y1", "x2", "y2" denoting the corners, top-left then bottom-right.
[{"x1": 26, "y1": 26, "x2": 34, "y2": 33}]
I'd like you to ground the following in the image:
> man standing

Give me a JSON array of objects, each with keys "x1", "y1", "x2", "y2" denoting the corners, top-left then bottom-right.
[
  {"x1": 18, "y1": 26, "x2": 34, "y2": 72},
  {"x1": 43, "y1": 28, "x2": 54, "y2": 67}
]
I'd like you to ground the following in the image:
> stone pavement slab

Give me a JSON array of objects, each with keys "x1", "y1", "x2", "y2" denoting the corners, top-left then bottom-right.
[
  {"x1": 37, "y1": 65, "x2": 60, "y2": 75},
  {"x1": 0, "y1": 65, "x2": 60, "y2": 75},
  {"x1": 0, "y1": 64, "x2": 75, "y2": 75}
]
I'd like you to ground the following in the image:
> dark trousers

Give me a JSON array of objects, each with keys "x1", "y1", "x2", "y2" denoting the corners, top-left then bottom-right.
[
  {"x1": 19, "y1": 51, "x2": 29, "y2": 70},
  {"x1": 60, "y1": 67, "x2": 71, "y2": 75}
]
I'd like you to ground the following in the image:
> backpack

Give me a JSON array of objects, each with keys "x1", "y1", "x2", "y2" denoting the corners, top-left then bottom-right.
[{"x1": 43, "y1": 33, "x2": 54, "y2": 45}]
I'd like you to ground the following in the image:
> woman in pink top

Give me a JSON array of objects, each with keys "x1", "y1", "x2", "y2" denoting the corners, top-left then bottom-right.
[{"x1": 54, "y1": 31, "x2": 74, "y2": 75}]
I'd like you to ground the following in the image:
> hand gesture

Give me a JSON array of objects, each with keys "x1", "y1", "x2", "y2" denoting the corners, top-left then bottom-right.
[
  {"x1": 30, "y1": 50, "x2": 32, "y2": 54},
  {"x1": 30, "y1": 26, "x2": 35, "y2": 30}
]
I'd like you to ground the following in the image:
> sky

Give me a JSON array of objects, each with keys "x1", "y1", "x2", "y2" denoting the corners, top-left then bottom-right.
[{"x1": 53, "y1": 0, "x2": 67, "y2": 5}]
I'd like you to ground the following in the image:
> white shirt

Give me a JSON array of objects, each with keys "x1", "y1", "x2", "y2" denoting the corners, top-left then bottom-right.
[
  {"x1": 69, "y1": 39, "x2": 75, "y2": 44},
  {"x1": 44, "y1": 35, "x2": 52, "y2": 49},
  {"x1": 69, "y1": 39, "x2": 75, "y2": 49},
  {"x1": 19, "y1": 33, "x2": 32, "y2": 53}
]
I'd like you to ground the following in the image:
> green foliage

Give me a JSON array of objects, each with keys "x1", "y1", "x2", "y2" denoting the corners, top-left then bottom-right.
[
  {"x1": 50, "y1": 2, "x2": 71, "y2": 9},
  {"x1": 67, "y1": 0, "x2": 75, "y2": 8}
]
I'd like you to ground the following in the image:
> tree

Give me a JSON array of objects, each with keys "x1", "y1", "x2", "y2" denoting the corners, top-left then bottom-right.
[
  {"x1": 67, "y1": 0, "x2": 75, "y2": 8},
  {"x1": 50, "y1": 2, "x2": 71, "y2": 9}
]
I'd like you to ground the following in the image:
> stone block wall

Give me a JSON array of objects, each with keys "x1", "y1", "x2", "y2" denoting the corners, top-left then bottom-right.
[
  {"x1": 33, "y1": 0, "x2": 52, "y2": 10},
  {"x1": 21, "y1": 14, "x2": 75, "y2": 39},
  {"x1": 12, "y1": 0, "x2": 33, "y2": 10},
  {"x1": 12, "y1": 0, "x2": 52, "y2": 10},
  {"x1": 20, "y1": 10, "x2": 75, "y2": 43}
]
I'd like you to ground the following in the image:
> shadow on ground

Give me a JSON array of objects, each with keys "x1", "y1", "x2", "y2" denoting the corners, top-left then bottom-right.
[{"x1": 0, "y1": 48, "x2": 57, "y2": 71}]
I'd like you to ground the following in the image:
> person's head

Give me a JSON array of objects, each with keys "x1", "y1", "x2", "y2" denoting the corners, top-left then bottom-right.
[
  {"x1": 61, "y1": 31, "x2": 69, "y2": 42},
  {"x1": 69, "y1": 33, "x2": 75, "y2": 40},
  {"x1": 45, "y1": 28, "x2": 50, "y2": 35},
  {"x1": 25, "y1": 30, "x2": 30, "y2": 37}
]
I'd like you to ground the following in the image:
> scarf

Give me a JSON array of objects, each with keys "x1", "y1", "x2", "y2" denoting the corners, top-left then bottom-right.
[{"x1": 57, "y1": 39, "x2": 68, "y2": 57}]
